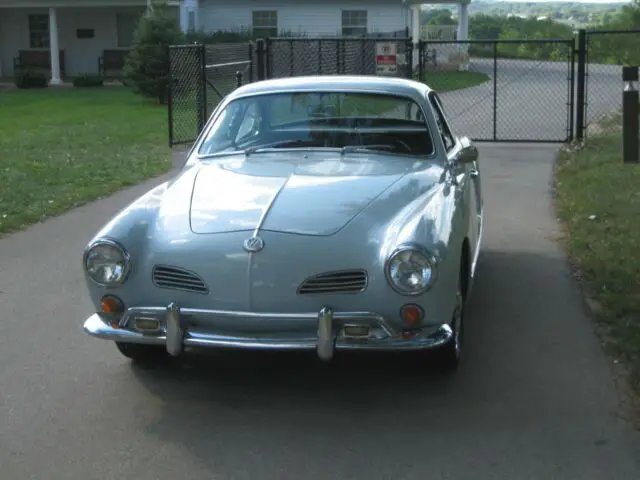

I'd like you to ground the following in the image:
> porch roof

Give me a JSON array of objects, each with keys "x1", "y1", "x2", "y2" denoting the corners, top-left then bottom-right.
[{"x1": 0, "y1": 0, "x2": 148, "y2": 7}]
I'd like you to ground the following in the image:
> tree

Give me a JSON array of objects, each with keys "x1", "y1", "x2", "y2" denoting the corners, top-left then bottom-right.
[{"x1": 122, "y1": 1, "x2": 183, "y2": 104}]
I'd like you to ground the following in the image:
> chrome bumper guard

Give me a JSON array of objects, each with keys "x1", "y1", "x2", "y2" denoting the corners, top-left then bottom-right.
[{"x1": 83, "y1": 303, "x2": 453, "y2": 360}]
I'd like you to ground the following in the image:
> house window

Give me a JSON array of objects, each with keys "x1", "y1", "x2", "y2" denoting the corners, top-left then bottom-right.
[
  {"x1": 116, "y1": 12, "x2": 141, "y2": 47},
  {"x1": 342, "y1": 10, "x2": 367, "y2": 36},
  {"x1": 29, "y1": 14, "x2": 49, "y2": 48},
  {"x1": 252, "y1": 10, "x2": 277, "y2": 38},
  {"x1": 187, "y1": 11, "x2": 196, "y2": 32}
]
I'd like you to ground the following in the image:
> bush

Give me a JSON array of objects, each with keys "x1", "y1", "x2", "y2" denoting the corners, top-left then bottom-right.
[
  {"x1": 15, "y1": 69, "x2": 48, "y2": 89},
  {"x1": 73, "y1": 73, "x2": 104, "y2": 88},
  {"x1": 123, "y1": 0, "x2": 183, "y2": 104}
]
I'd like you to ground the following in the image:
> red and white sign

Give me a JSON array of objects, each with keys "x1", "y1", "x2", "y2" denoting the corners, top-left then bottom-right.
[{"x1": 375, "y1": 42, "x2": 397, "y2": 75}]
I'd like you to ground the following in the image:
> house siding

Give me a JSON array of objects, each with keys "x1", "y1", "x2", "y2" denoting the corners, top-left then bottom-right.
[
  {"x1": 0, "y1": 5, "x2": 145, "y2": 77},
  {"x1": 198, "y1": 0, "x2": 409, "y2": 37}
]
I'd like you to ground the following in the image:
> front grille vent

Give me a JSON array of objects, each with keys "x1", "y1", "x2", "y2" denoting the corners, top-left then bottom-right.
[
  {"x1": 297, "y1": 269, "x2": 368, "y2": 295},
  {"x1": 152, "y1": 265, "x2": 209, "y2": 294}
]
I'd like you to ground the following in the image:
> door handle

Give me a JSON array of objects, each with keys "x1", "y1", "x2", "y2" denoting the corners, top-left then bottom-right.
[{"x1": 469, "y1": 169, "x2": 479, "y2": 178}]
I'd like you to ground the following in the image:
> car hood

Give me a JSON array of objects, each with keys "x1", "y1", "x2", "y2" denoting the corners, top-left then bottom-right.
[{"x1": 188, "y1": 151, "x2": 419, "y2": 236}]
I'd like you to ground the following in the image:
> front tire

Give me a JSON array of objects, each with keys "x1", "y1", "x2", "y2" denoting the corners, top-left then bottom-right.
[
  {"x1": 437, "y1": 271, "x2": 465, "y2": 370},
  {"x1": 115, "y1": 341, "x2": 167, "y2": 363}
]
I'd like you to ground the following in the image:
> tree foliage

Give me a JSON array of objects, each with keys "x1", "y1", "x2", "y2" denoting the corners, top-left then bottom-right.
[
  {"x1": 462, "y1": 3, "x2": 640, "y2": 63},
  {"x1": 122, "y1": 1, "x2": 183, "y2": 104}
]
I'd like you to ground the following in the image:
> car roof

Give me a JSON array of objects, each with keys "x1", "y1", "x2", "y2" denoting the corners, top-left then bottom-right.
[{"x1": 228, "y1": 75, "x2": 433, "y2": 100}]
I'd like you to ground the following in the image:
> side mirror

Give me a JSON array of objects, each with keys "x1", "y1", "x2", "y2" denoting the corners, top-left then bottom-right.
[{"x1": 455, "y1": 137, "x2": 478, "y2": 164}]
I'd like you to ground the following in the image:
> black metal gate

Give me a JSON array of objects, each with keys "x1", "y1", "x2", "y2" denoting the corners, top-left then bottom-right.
[
  {"x1": 167, "y1": 36, "x2": 577, "y2": 147},
  {"x1": 416, "y1": 39, "x2": 575, "y2": 143}
]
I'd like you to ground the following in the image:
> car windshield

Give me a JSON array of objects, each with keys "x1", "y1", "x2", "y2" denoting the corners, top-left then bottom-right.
[{"x1": 197, "y1": 91, "x2": 434, "y2": 157}]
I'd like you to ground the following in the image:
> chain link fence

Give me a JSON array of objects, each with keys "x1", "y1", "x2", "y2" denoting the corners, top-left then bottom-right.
[
  {"x1": 168, "y1": 45, "x2": 205, "y2": 147},
  {"x1": 168, "y1": 42, "x2": 254, "y2": 146},
  {"x1": 584, "y1": 29, "x2": 640, "y2": 139},
  {"x1": 265, "y1": 37, "x2": 412, "y2": 79},
  {"x1": 418, "y1": 39, "x2": 574, "y2": 142}
]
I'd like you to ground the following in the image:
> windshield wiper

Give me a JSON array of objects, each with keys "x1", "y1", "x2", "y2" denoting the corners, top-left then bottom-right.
[
  {"x1": 341, "y1": 145, "x2": 393, "y2": 155},
  {"x1": 245, "y1": 140, "x2": 310, "y2": 156}
]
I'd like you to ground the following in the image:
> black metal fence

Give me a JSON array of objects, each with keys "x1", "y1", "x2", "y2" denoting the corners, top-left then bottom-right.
[
  {"x1": 168, "y1": 43, "x2": 253, "y2": 146},
  {"x1": 264, "y1": 37, "x2": 412, "y2": 79},
  {"x1": 416, "y1": 39, "x2": 574, "y2": 143},
  {"x1": 166, "y1": 28, "x2": 640, "y2": 147}
]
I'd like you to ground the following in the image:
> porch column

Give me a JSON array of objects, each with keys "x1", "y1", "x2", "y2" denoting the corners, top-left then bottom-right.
[
  {"x1": 411, "y1": 5, "x2": 421, "y2": 73},
  {"x1": 181, "y1": 0, "x2": 199, "y2": 33},
  {"x1": 456, "y1": 2, "x2": 470, "y2": 71},
  {"x1": 48, "y1": 7, "x2": 61, "y2": 85},
  {"x1": 456, "y1": 2, "x2": 469, "y2": 42}
]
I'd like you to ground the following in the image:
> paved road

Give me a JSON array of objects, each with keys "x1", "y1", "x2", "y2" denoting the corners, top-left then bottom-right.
[
  {"x1": 1, "y1": 144, "x2": 639, "y2": 479},
  {"x1": 437, "y1": 58, "x2": 621, "y2": 141}
]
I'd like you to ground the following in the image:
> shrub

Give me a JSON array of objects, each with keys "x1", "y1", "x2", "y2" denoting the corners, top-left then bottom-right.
[
  {"x1": 123, "y1": 0, "x2": 183, "y2": 104},
  {"x1": 73, "y1": 73, "x2": 104, "y2": 88},
  {"x1": 15, "y1": 69, "x2": 48, "y2": 89}
]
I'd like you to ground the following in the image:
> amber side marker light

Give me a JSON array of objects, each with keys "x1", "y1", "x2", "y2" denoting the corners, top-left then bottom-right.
[
  {"x1": 100, "y1": 296, "x2": 124, "y2": 328},
  {"x1": 400, "y1": 303, "x2": 424, "y2": 326}
]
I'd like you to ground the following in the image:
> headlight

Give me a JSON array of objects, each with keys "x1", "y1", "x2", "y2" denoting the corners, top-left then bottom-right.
[
  {"x1": 83, "y1": 239, "x2": 130, "y2": 287},
  {"x1": 385, "y1": 244, "x2": 437, "y2": 295}
]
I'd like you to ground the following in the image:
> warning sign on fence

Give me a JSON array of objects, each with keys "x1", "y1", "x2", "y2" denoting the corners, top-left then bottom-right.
[{"x1": 375, "y1": 42, "x2": 397, "y2": 75}]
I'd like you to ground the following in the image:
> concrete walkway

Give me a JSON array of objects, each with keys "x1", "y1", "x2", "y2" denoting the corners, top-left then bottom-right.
[{"x1": 0, "y1": 143, "x2": 638, "y2": 479}]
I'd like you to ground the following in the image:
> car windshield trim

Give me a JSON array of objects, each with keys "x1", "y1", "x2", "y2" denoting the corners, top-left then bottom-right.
[{"x1": 196, "y1": 91, "x2": 436, "y2": 158}]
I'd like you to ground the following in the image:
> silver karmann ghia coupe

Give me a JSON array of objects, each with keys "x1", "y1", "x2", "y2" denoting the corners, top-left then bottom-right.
[{"x1": 82, "y1": 75, "x2": 483, "y2": 371}]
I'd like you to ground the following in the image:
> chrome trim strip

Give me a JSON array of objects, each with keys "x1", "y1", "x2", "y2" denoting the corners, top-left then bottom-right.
[{"x1": 252, "y1": 172, "x2": 289, "y2": 238}]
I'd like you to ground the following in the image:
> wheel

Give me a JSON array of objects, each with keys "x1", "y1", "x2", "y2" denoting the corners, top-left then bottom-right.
[
  {"x1": 115, "y1": 341, "x2": 167, "y2": 363},
  {"x1": 437, "y1": 270, "x2": 465, "y2": 371}
]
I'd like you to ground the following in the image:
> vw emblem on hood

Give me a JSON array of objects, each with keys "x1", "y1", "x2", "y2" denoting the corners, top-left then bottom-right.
[{"x1": 243, "y1": 235, "x2": 265, "y2": 253}]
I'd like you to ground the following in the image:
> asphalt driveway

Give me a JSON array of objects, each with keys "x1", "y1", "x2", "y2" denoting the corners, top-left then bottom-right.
[{"x1": 0, "y1": 143, "x2": 639, "y2": 479}]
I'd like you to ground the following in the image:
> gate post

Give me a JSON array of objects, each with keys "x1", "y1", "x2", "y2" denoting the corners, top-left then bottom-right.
[
  {"x1": 196, "y1": 43, "x2": 206, "y2": 136},
  {"x1": 622, "y1": 66, "x2": 639, "y2": 164},
  {"x1": 418, "y1": 40, "x2": 424, "y2": 81},
  {"x1": 575, "y1": 29, "x2": 587, "y2": 142},
  {"x1": 405, "y1": 37, "x2": 413, "y2": 79},
  {"x1": 167, "y1": 45, "x2": 174, "y2": 147},
  {"x1": 255, "y1": 39, "x2": 266, "y2": 80}
]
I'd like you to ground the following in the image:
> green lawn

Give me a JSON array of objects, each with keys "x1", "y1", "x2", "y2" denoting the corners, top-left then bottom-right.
[
  {"x1": 418, "y1": 71, "x2": 490, "y2": 92},
  {"x1": 0, "y1": 87, "x2": 172, "y2": 236},
  {"x1": 555, "y1": 112, "x2": 640, "y2": 397}
]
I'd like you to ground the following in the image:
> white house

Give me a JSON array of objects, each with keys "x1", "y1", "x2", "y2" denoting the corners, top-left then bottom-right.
[{"x1": 0, "y1": 0, "x2": 470, "y2": 82}]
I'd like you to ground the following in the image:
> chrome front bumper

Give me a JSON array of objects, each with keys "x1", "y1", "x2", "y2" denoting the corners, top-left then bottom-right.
[{"x1": 83, "y1": 303, "x2": 453, "y2": 361}]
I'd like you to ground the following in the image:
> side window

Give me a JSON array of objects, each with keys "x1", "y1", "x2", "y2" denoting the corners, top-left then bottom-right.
[
  {"x1": 428, "y1": 93, "x2": 455, "y2": 152},
  {"x1": 235, "y1": 102, "x2": 262, "y2": 144}
]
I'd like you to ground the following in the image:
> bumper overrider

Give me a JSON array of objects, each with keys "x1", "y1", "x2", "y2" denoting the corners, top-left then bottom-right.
[{"x1": 83, "y1": 303, "x2": 453, "y2": 360}]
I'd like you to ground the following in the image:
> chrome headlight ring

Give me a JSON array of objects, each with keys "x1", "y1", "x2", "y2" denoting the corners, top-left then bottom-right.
[
  {"x1": 384, "y1": 243, "x2": 438, "y2": 296},
  {"x1": 83, "y1": 238, "x2": 131, "y2": 287}
]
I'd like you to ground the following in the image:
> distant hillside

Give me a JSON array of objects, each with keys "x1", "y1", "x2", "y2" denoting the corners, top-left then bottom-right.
[{"x1": 422, "y1": 2, "x2": 627, "y2": 26}]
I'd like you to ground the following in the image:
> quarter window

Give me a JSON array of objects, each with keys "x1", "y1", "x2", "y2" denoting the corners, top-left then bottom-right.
[{"x1": 428, "y1": 93, "x2": 455, "y2": 152}]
